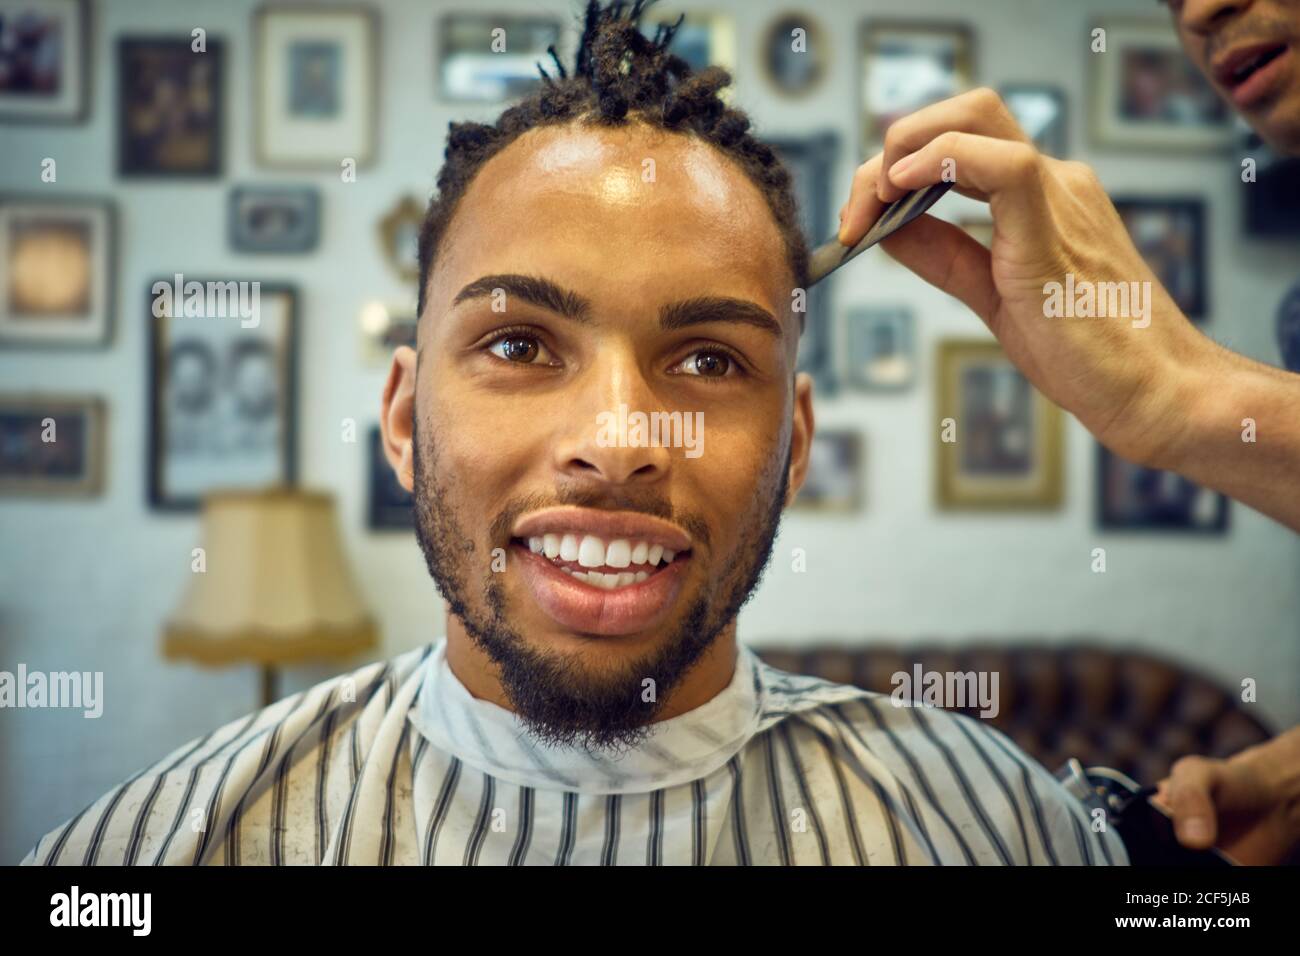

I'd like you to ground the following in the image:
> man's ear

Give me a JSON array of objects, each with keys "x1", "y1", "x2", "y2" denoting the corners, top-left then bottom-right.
[
  {"x1": 784, "y1": 372, "x2": 815, "y2": 508},
  {"x1": 380, "y1": 345, "x2": 417, "y2": 493}
]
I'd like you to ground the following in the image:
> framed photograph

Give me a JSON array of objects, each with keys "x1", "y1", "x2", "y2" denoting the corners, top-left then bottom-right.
[
  {"x1": 791, "y1": 430, "x2": 862, "y2": 512},
  {"x1": 860, "y1": 21, "x2": 974, "y2": 154},
  {"x1": 378, "y1": 194, "x2": 423, "y2": 283},
  {"x1": 0, "y1": 196, "x2": 114, "y2": 348},
  {"x1": 845, "y1": 307, "x2": 914, "y2": 390},
  {"x1": 255, "y1": 5, "x2": 377, "y2": 168},
  {"x1": 228, "y1": 185, "x2": 321, "y2": 254},
  {"x1": 1001, "y1": 84, "x2": 1067, "y2": 157},
  {"x1": 118, "y1": 37, "x2": 223, "y2": 177},
  {"x1": 936, "y1": 339, "x2": 1062, "y2": 510},
  {"x1": 0, "y1": 0, "x2": 88, "y2": 122},
  {"x1": 0, "y1": 394, "x2": 104, "y2": 496},
  {"x1": 767, "y1": 132, "x2": 840, "y2": 394},
  {"x1": 437, "y1": 13, "x2": 561, "y2": 102},
  {"x1": 1114, "y1": 198, "x2": 1207, "y2": 320},
  {"x1": 1098, "y1": 445, "x2": 1228, "y2": 532},
  {"x1": 148, "y1": 279, "x2": 298, "y2": 510},
  {"x1": 760, "y1": 12, "x2": 828, "y2": 98},
  {"x1": 367, "y1": 425, "x2": 414, "y2": 530},
  {"x1": 1090, "y1": 19, "x2": 1232, "y2": 151},
  {"x1": 359, "y1": 300, "x2": 417, "y2": 367}
]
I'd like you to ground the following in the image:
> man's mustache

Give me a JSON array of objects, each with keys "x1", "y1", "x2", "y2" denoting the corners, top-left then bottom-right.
[
  {"x1": 1203, "y1": 12, "x2": 1294, "y2": 72},
  {"x1": 488, "y1": 489, "x2": 712, "y2": 550}
]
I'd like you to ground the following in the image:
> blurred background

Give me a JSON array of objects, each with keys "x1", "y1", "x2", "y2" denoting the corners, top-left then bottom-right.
[{"x1": 2, "y1": 0, "x2": 1298, "y2": 864}]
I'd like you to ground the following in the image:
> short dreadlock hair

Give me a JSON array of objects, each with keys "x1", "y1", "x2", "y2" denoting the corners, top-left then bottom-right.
[{"x1": 415, "y1": 0, "x2": 809, "y2": 329}]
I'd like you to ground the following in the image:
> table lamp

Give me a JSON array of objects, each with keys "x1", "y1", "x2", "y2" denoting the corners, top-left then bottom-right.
[{"x1": 163, "y1": 488, "x2": 377, "y2": 706}]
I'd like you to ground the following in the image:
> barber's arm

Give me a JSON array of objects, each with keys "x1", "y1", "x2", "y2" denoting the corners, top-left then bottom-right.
[{"x1": 838, "y1": 87, "x2": 1300, "y2": 534}]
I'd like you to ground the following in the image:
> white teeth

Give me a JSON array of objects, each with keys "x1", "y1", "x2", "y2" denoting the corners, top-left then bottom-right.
[
  {"x1": 606, "y1": 538, "x2": 631, "y2": 568},
  {"x1": 630, "y1": 541, "x2": 649, "y2": 564},
  {"x1": 634, "y1": 571, "x2": 648, "y2": 583},
  {"x1": 578, "y1": 535, "x2": 605, "y2": 568},
  {"x1": 543, "y1": 533, "x2": 560, "y2": 558},
  {"x1": 559, "y1": 534, "x2": 579, "y2": 562},
  {"x1": 662, "y1": 548, "x2": 676, "y2": 564},
  {"x1": 528, "y1": 537, "x2": 544, "y2": 554},
  {"x1": 617, "y1": 572, "x2": 635, "y2": 586},
  {"x1": 647, "y1": 544, "x2": 664, "y2": 566},
  {"x1": 561, "y1": 566, "x2": 574, "y2": 575}
]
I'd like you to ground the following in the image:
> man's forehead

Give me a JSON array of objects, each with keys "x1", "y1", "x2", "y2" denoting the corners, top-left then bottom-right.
[{"x1": 428, "y1": 123, "x2": 793, "y2": 321}]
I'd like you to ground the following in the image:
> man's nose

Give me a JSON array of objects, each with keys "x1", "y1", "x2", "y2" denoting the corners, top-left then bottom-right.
[
  {"x1": 1180, "y1": 0, "x2": 1253, "y2": 36},
  {"x1": 551, "y1": 350, "x2": 674, "y2": 487}
]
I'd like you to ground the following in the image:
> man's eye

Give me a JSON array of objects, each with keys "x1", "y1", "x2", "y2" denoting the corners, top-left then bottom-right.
[
  {"x1": 673, "y1": 349, "x2": 736, "y2": 378},
  {"x1": 487, "y1": 333, "x2": 553, "y2": 365}
]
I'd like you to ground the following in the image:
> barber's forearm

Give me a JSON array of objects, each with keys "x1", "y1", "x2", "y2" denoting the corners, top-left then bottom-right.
[{"x1": 1160, "y1": 343, "x2": 1300, "y2": 533}]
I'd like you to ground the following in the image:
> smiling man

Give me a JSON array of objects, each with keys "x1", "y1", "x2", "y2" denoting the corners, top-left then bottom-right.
[{"x1": 21, "y1": 0, "x2": 1297, "y2": 868}]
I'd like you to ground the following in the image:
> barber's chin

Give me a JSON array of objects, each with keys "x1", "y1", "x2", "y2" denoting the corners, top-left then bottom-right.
[{"x1": 513, "y1": 543, "x2": 690, "y2": 637}]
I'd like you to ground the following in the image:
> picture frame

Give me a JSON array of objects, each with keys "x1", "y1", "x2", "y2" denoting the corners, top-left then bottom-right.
[
  {"x1": 117, "y1": 36, "x2": 223, "y2": 177},
  {"x1": 1000, "y1": 84, "x2": 1068, "y2": 157},
  {"x1": 844, "y1": 307, "x2": 914, "y2": 390},
  {"x1": 378, "y1": 194, "x2": 423, "y2": 283},
  {"x1": 0, "y1": 0, "x2": 89, "y2": 123},
  {"x1": 767, "y1": 132, "x2": 840, "y2": 394},
  {"x1": 147, "y1": 279, "x2": 298, "y2": 511},
  {"x1": 0, "y1": 393, "x2": 104, "y2": 496},
  {"x1": 1114, "y1": 197, "x2": 1207, "y2": 321},
  {"x1": 0, "y1": 196, "x2": 114, "y2": 348},
  {"x1": 790, "y1": 430, "x2": 862, "y2": 513},
  {"x1": 935, "y1": 339, "x2": 1062, "y2": 510},
  {"x1": 1097, "y1": 444, "x2": 1228, "y2": 533},
  {"x1": 359, "y1": 300, "x2": 417, "y2": 367},
  {"x1": 760, "y1": 12, "x2": 828, "y2": 98},
  {"x1": 367, "y1": 425, "x2": 414, "y2": 530},
  {"x1": 859, "y1": 21, "x2": 974, "y2": 155},
  {"x1": 255, "y1": 4, "x2": 378, "y2": 169},
  {"x1": 1089, "y1": 18, "x2": 1232, "y2": 151},
  {"x1": 436, "y1": 12, "x2": 562, "y2": 103},
  {"x1": 228, "y1": 185, "x2": 321, "y2": 254}
]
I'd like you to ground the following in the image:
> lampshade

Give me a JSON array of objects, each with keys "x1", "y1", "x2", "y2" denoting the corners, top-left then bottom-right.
[{"x1": 164, "y1": 488, "x2": 377, "y2": 665}]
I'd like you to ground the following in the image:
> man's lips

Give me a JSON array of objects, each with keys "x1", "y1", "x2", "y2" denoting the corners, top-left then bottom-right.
[
  {"x1": 511, "y1": 506, "x2": 692, "y2": 552},
  {"x1": 1212, "y1": 41, "x2": 1292, "y2": 109},
  {"x1": 511, "y1": 541, "x2": 690, "y2": 636}
]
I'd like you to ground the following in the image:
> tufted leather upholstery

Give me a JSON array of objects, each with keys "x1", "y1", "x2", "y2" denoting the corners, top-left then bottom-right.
[{"x1": 753, "y1": 643, "x2": 1275, "y2": 784}]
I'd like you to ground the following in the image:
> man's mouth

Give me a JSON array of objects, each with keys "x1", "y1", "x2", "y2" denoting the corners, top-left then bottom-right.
[
  {"x1": 508, "y1": 507, "x2": 695, "y2": 636},
  {"x1": 1213, "y1": 41, "x2": 1292, "y2": 109},
  {"x1": 513, "y1": 533, "x2": 682, "y2": 589}
]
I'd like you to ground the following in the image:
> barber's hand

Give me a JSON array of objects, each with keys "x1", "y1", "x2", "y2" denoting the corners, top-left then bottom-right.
[
  {"x1": 1152, "y1": 725, "x2": 1300, "y2": 865},
  {"x1": 838, "y1": 88, "x2": 1218, "y2": 471}
]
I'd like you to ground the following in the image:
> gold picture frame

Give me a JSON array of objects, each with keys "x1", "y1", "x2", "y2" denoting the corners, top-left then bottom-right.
[
  {"x1": 935, "y1": 339, "x2": 1062, "y2": 510},
  {"x1": 378, "y1": 194, "x2": 423, "y2": 283}
]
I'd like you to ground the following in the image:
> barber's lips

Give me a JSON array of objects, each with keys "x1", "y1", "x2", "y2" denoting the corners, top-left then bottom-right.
[
  {"x1": 1215, "y1": 42, "x2": 1292, "y2": 110},
  {"x1": 509, "y1": 522, "x2": 692, "y2": 636}
]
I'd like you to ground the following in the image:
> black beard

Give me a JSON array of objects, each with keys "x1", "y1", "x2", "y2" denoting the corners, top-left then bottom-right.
[{"x1": 410, "y1": 413, "x2": 789, "y2": 756}]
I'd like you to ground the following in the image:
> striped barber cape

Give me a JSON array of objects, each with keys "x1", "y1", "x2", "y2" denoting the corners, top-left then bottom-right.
[{"x1": 22, "y1": 638, "x2": 1128, "y2": 866}]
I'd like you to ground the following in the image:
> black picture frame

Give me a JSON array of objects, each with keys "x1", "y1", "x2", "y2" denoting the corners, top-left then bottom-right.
[
  {"x1": 1113, "y1": 197, "x2": 1208, "y2": 321},
  {"x1": 1000, "y1": 83, "x2": 1068, "y2": 158},
  {"x1": 1096, "y1": 444, "x2": 1228, "y2": 533},
  {"x1": 117, "y1": 36, "x2": 224, "y2": 178},
  {"x1": 767, "y1": 131, "x2": 840, "y2": 395},
  {"x1": 367, "y1": 425, "x2": 414, "y2": 530},
  {"x1": 147, "y1": 279, "x2": 298, "y2": 511},
  {"x1": 228, "y1": 185, "x2": 322, "y2": 254}
]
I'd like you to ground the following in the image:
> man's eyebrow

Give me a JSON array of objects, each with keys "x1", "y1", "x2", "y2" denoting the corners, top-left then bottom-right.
[
  {"x1": 452, "y1": 273, "x2": 592, "y2": 323},
  {"x1": 659, "y1": 296, "x2": 784, "y2": 339}
]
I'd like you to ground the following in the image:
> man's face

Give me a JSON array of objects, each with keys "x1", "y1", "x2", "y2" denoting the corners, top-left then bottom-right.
[
  {"x1": 1169, "y1": 0, "x2": 1300, "y2": 152},
  {"x1": 388, "y1": 122, "x2": 812, "y2": 749}
]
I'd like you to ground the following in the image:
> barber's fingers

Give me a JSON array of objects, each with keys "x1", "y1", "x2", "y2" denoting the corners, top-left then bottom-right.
[
  {"x1": 885, "y1": 132, "x2": 1056, "y2": 245},
  {"x1": 1164, "y1": 756, "x2": 1224, "y2": 848},
  {"x1": 838, "y1": 153, "x2": 887, "y2": 247},
  {"x1": 877, "y1": 214, "x2": 999, "y2": 324},
  {"x1": 878, "y1": 88, "x2": 1032, "y2": 202}
]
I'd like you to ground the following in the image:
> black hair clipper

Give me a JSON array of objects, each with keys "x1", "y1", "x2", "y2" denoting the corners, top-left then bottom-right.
[{"x1": 1055, "y1": 759, "x2": 1236, "y2": 866}]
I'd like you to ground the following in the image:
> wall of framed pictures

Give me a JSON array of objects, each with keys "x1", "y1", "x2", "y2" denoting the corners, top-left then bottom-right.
[{"x1": 1, "y1": 0, "x2": 1298, "y2": 866}]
